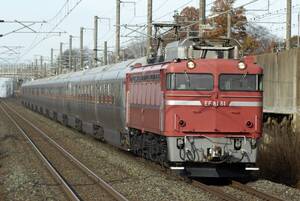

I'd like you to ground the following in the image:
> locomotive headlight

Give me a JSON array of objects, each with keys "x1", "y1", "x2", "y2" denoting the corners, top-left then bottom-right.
[
  {"x1": 187, "y1": 60, "x2": 196, "y2": 69},
  {"x1": 238, "y1": 62, "x2": 247, "y2": 70},
  {"x1": 178, "y1": 120, "x2": 186, "y2": 127},
  {"x1": 246, "y1": 121, "x2": 254, "y2": 128}
]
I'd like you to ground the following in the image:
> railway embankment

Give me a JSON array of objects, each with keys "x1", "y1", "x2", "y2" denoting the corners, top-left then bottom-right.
[
  {"x1": 256, "y1": 48, "x2": 300, "y2": 189},
  {"x1": 258, "y1": 118, "x2": 300, "y2": 188}
]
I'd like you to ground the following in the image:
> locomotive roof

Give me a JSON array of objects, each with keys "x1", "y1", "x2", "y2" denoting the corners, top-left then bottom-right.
[{"x1": 22, "y1": 57, "x2": 147, "y2": 88}]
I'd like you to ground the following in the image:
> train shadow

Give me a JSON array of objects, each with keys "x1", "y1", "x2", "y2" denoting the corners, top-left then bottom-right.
[{"x1": 193, "y1": 174, "x2": 259, "y2": 186}]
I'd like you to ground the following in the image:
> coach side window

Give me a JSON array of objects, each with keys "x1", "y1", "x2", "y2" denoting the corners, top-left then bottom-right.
[{"x1": 99, "y1": 83, "x2": 102, "y2": 102}]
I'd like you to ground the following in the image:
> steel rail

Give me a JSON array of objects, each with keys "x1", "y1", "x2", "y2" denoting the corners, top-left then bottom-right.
[
  {"x1": 2, "y1": 101, "x2": 129, "y2": 201},
  {"x1": 192, "y1": 181, "x2": 240, "y2": 201},
  {"x1": 0, "y1": 102, "x2": 81, "y2": 201},
  {"x1": 231, "y1": 180, "x2": 284, "y2": 201}
]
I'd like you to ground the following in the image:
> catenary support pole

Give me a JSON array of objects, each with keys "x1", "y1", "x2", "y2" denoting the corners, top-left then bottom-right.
[
  {"x1": 297, "y1": 12, "x2": 300, "y2": 47},
  {"x1": 35, "y1": 58, "x2": 38, "y2": 77},
  {"x1": 80, "y1": 27, "x2": 84, "y2": 71},
  {"x1": 51, "y1": 48, "x2": 54, "y2": 68},
  {"x1": 69, "y1": 35, "x2": 73, "y2": 71},
  {"x1": 104, "y1": 41, "x2": 108, "y2": 65},
  {"x1": 147, "y1": 0, "x2": 153, "y2": 58},
  {"x1": 93, "y1": 16, "x2": 98, "y2": 68},
  {"x1": 227, "y1": 12, "x2": 231, "y2": 38},
  {"x1": 59, "y1": 42, "x2": 63, "y2": 74},
  {"x1": 286, "y1": 0, "x2": 291, "y2": 49},
  {"x1": 40, "y1": 56, "x2": 43, "y2": 77},
  {"x1": 115, "y1": 0, "x2": 121, "y2": 62},
  {"x1": 199, "y1": 0, "x2": 206, "y2": 37}
]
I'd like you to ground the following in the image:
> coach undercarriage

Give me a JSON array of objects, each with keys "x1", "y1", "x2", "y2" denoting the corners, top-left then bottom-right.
[{"x1": 127, "y1": 128, "x2": 169, "y2": 166}]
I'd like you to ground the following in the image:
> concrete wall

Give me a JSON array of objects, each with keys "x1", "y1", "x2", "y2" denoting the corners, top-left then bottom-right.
[{"x1": 256, "y1": 48, "x2": 300, "y2": 115}]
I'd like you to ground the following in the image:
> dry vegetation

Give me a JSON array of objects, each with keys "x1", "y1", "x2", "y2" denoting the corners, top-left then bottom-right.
[{"x1": 258, "y1": 116, "x2": 300, "y2": 188}]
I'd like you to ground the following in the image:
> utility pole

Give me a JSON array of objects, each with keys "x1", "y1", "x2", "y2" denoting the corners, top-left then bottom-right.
[
  {"x1": 199, "y1": 0, "x2": 206, "y2": 37},
  {"x1": 147, "y1": 0, "x2": 153, "y2": 58},
  {"x1": 104, "y1": 41, "x2": 108, "y2": 65},
  {"x1": 286, "y1": 0, "x2": 291, "y2": 50},
  {"x1": 51, "y1": 48, "x2": 54, "y2": 68},
  {"x1": 93, "y1": 16, "x2": 99, "y2": 68},
  {"x1": 69, "y1": 35, "x2": 73, "y2": 71},
  {"x1": 80, "y1": 27, "x2": 84, "y2": 71},
  {"x1": 115, "y1": 0, "x2": 121, "y2": 62},
  {"x1": 59, "y1": 42, "x2": 63, "y2": 74},
  {"x1": 227, "y1": 12, "x2": 231, "y2": 38}
]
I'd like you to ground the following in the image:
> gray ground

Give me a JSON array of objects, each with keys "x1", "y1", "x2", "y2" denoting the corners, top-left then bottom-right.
[
  {"x1": 0, "y1": 103, "x2": 67, "y2": 201},
  {"x1": 1, "y1": 99, "x2": 300, "y2": 201}
]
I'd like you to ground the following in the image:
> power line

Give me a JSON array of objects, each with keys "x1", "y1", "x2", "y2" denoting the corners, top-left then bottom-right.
[
  {"x1": 154, "y1": 0, "x2": 194, "y2": 21},
  {"x1": 21, "y1": 0, "x2": 80, "y2": 58},
  {"x1": 153, "y1": 0, "x2": 169, "y2": 13},
  {"x1": 248, "y1": 4, "x2": 300, "y2": 21},
  {"x1": 18, "y1": 0, "x2": 85, "y2": 62},
  {"x1": 154, "y1": 0, "x2": 217, "y2": 21}
]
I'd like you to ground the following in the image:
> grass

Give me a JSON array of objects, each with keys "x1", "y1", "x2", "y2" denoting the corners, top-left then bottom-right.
[{"x1": 257, "y1": 116, "x2": 300, "y2": 188}]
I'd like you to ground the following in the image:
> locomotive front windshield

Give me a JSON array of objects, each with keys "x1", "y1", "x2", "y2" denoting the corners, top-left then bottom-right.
[
  {"x1": 219, "y1": 74, "x2": 263, "y2": 91},
  {"x1": 166, "y1": 73, "x2": 213, "y2": 91}
]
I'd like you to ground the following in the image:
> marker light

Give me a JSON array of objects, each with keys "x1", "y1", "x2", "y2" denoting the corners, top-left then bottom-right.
[
  {"x1": 187, "y1": 60, "x2": 196, "y2": 69},
  {"x1": 238, "y1": 62, "x2": 247, "y2": 70},
  {"x1": 173, "y1": 58, "x2": 181, "y2": 63},
  {"x1": 234, "y1": 139, "x2": 242, "y2": 150}
]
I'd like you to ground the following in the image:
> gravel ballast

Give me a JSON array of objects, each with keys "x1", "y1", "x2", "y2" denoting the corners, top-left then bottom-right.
[
  {"x1": 248, "y1": 180, "x2": 300, "y2": 201},
  {"x1": 8, "y1": 100, "x2": 219, "y2": 201},
  {"x1": 5, "y1": 99, "x2": 300, "y2": 201},
  {"x1": 0, "y1": 103, "x2": 67, "y2": 201}
]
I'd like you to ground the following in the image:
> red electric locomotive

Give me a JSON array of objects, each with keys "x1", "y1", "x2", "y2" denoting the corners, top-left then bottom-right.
[
  {"x1": 125, "y1": 38, "x2": 263, "y2": 177},
  {"x1": 21, "y1": 38, "x2": 263, "y2": 178}
]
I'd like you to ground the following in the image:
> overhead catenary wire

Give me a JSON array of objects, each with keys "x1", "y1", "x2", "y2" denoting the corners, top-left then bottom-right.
[
  {"x1": 3, "y1": 0, "x2": 299, "y2": 66},
  {"x1": 17, "y1": 0, "x2": 85, "y2": 62},
  {"x1": 119, "y1": 0, "x2": 281, "y2": 51},
  {"x1": 16, "y1": 1, "x2": 71, "y2": 56}
]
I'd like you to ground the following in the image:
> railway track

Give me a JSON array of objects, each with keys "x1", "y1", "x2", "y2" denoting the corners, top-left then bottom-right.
[
  {"x1": 192, "y1": 179, "x2": 284, "y2": 201},
  {"x1": 230, "y1": 180, "x2": 283, "y2": 201},
  {"x1": 192, "y1": 180, "x2": 240, "y2": 201},
  {"x1": 2, "y1": 99, "x2": 288, "y2": 201},
  {"x1": 0, "y1": 101, "x2": 128, "y2": 201}
]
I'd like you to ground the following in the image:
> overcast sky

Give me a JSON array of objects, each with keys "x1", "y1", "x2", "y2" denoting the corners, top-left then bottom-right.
[{"x1": 0, "y1": 0, "x2": 299, "y2": 64}]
